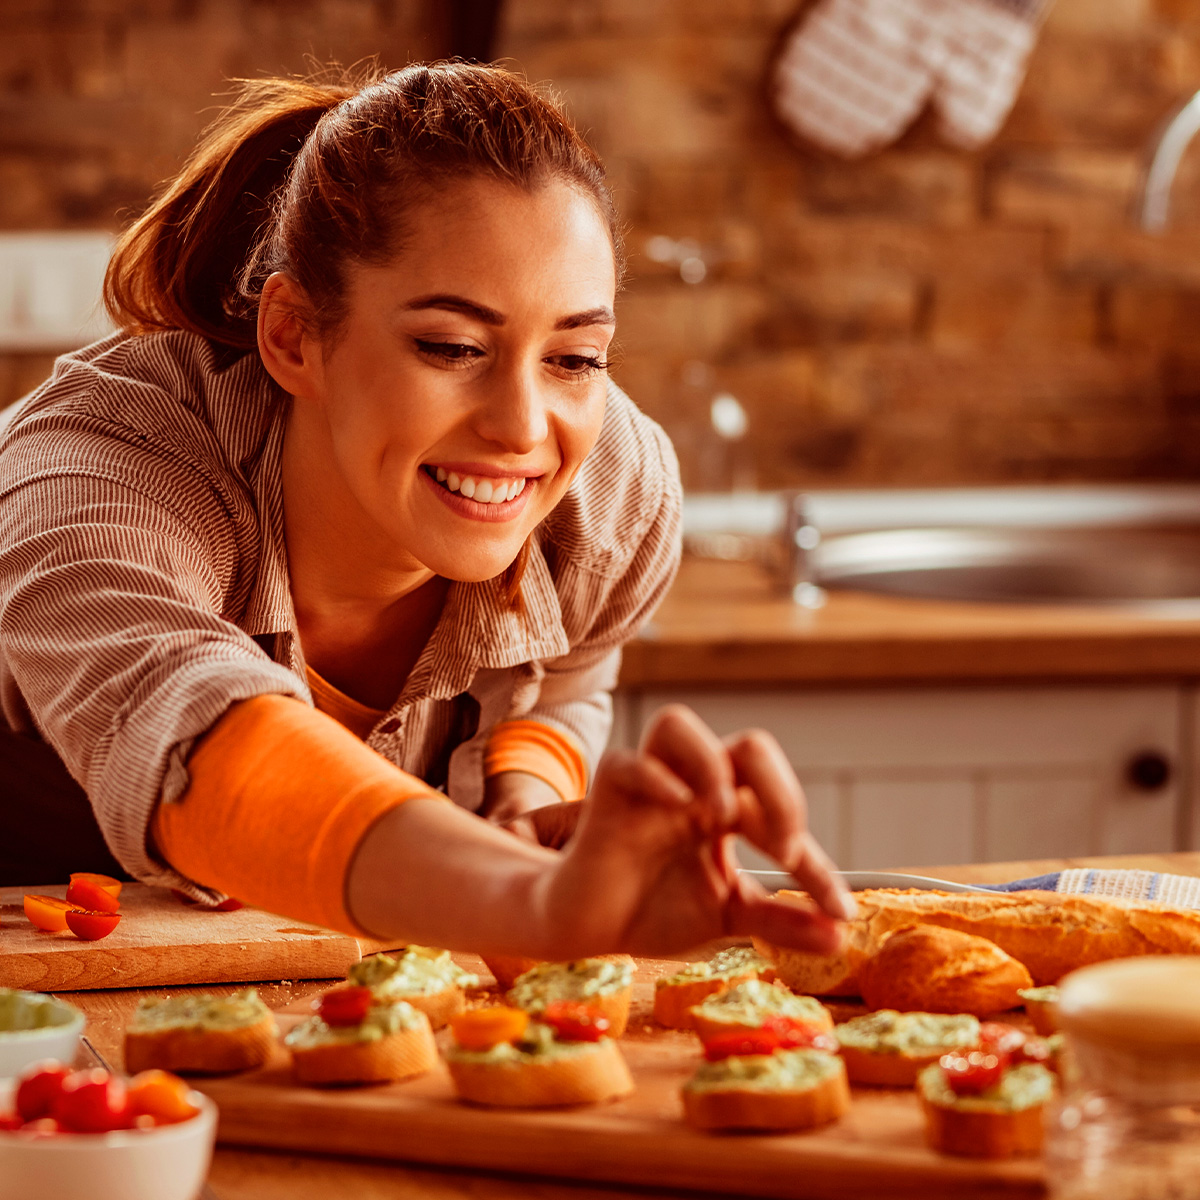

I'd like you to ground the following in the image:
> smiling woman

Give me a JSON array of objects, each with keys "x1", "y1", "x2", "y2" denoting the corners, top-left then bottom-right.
[{"x1": 0, "y1": 63, "x2": 853, "y2": 958}]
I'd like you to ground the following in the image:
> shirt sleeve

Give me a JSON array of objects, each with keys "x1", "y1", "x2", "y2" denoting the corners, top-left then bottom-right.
[
  {"x1": 483, "y1": 718, "x2": 589, "y2": 802},
  {"x1": 0, "y1": 464, "x2": 307, "y2": 899},
  {"x1": 153, "y1": 694, "x2": 444, "y2": 934}
]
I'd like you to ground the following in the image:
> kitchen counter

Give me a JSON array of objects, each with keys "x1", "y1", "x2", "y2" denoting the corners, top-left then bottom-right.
[
  {"x1": 619, "y1": 557, "x2": 1200, "y2": 688},
  {"x1": 59, "y1": 850, "x2": 1200, "y2": 1200}
]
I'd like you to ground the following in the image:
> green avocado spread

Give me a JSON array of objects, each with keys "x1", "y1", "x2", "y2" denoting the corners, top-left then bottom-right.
[
  {"x1": 445, "y1": 1020, "x2": 598, "y2": 1064},
  {"x1": 284, "y1": 999, "x2": 423, "y2": 1049},
  {"x1": 918, "y1": 1061, "x2": 1055, "y2": 1112},
  {"x1": 349, "y1": 947, "x2": 478, "y2": 998},
  {"x1": 1018, "y1": 985, "x2": 1059, "y2": 1005},
  {"x1": 128, "y1": 988, "x2": 270, "y2": 1033},
  {"x1": 686, "y1": 1047, "x2": 842, "y2": 1094},
  {"x1": 0, "y1": 988, "x2": 77, "y2": 1033},
  {"x1": 508, "y1": 957, "x2": 632, "y2": 1011},
  {"x1": 835, "y1": 1010, "x2": 980, "y2": 1055},
  {"x1": 657, "y1": 946, "x2": 773, "y2": 989},
  {"x1": 692, "y1": 980, "x2": 829, "y2": 1027}
]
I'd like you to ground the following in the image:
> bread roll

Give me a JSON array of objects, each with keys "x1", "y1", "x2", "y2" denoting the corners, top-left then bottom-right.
[
  {"x1": 755, "y1": 888, "x2": 1200, "y2": 995},
  {"x1": 858, "y1": 925, "x2": 1032, "y2": 1017}
]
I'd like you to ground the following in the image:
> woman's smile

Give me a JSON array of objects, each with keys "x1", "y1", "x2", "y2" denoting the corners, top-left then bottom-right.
[{"x1": 420, "y1": 462, "x2": 538, "y2": 522}]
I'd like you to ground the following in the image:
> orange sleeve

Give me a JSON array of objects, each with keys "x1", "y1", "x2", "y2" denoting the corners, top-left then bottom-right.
[
  {"x1": 482, "y1": 719, "x2": 588, "y2": 802},
  {"x1": 152, "y1": 694, "x2": 445, "y2": 935}
]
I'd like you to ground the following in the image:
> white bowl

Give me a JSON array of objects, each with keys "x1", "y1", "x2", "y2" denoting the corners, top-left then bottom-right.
[
  {"x1": 0, "y1": 991, "x2": 85, "y2": 1079},
  {"x1": 0, "y1": 1088, "x2": 217, "y2": 1200}
]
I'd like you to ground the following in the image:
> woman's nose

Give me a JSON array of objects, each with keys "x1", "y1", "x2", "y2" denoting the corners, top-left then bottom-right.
[{"x1": 473, "y1": 363, "x2": 550, "y2": 454}]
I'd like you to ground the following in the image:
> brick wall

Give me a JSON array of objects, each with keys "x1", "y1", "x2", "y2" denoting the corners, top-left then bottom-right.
[{"x1": 6, "y1": 0, "x2": 1200, "y2": 486}]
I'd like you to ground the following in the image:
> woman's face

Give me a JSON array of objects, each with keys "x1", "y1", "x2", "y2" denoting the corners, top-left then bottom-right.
[{"x1": 290, "y1": 175, "x2": 616, "y2": 585}]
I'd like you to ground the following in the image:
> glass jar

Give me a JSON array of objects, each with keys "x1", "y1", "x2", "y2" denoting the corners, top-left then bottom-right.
[{"x1": 1046, "y1": 957, "x2": 1200, "y2": 1200}]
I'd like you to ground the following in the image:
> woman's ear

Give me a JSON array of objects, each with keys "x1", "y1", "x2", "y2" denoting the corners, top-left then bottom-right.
[{"x1": 257, "y1": 273, "x2": 321, "y2": 399}]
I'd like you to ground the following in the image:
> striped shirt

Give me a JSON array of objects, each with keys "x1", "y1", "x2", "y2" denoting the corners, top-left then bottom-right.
[{"x1": 0, "y1": 331, "x2": 681, "y2": 892}]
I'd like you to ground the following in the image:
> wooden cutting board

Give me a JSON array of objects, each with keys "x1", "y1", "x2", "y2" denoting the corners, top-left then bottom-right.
[
  {"x1": 193, "y1": 955, "x2": 1046, "y2": 1200},
  {"x1": 0, "y1": 883, "x2": 374, "y2": 992}
]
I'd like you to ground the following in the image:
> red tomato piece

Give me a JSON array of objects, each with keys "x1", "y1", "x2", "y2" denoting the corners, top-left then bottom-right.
[
  {"x1": 53, "y1": 1069, "x2": 131, "y2": 1133},
  {"x1": 21, "y1": 1117, "x2": 60, "y2": 1136},
  {"x1": 760, "y1": 1016, "x2": 836, "y2": 1053},
  {"x1": 15, "y1": 1063, "x2": 73, "y2": 1121},
  {"x1": 978, "y1": 1022, "x2": 1026, "y2": 1064},
  {"x1": 703, "y1": 1030, "x2": 782, "y2": 1062},
  {"x1": 1013, "y1": 1036, "x2": 1053, "y2": 1066},
  {"x1": 315, "y1": 985, "x2": 373, "y2": 1027},
  {"x1": 0, "y1": 1113, "x2": 24, "y2": 1131},
  {"x1": 539, "y1": 1001, "x2": 611, "y2": 1042},
  {"x1": 22, "y1": 895, "x2": 75, "y2": 933},
  {"x1": 65, "y1": 910, "x2": 121, "y2": 941},
  {"x1": 64, "y1": 879, "x2": 120, "y2": 914},
  {"x1": 940, "y1": 1050, "x2": 1006, "y2": 1095},
  {"x1": 127, "y1": 1070, "x2": 200, "y2": 1125},
  {"x1": 68, "y1": 872, "x2": 122, "y2": 899},
  {"x1": 210, "y1": 897, "x2": 244, "y2": 912}
]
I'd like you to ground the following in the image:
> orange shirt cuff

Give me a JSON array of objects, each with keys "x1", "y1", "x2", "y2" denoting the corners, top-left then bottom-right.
[
  {"x1": 483, "y1": 719, "x2": 588, "y2": 802},
  {"x1": 152, "y1": 694, "x2": 443, "y2": 935}
]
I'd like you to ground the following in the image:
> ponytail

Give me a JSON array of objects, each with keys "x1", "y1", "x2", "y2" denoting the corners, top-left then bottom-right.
[{"x1": 104, "y1": 77, "x2": 355, "y2": 349}]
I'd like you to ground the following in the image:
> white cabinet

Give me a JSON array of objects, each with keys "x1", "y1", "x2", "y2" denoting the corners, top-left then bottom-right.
[{"x1": 611, "y1": 686, "x2": 1186, "y2": 870}]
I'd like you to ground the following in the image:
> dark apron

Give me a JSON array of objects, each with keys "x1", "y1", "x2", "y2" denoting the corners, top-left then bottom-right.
[{"x1": 0, "y1": 729, "x2": 130, "y2": 886}]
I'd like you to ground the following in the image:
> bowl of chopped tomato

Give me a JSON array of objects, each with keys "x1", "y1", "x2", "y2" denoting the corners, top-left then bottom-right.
[
  {"x1": 0, "y1": 990, "x2": 86, "y2": 1081},
  {"x1": 0, "y1": 1062, "x2": 217, "y2": 1200}
]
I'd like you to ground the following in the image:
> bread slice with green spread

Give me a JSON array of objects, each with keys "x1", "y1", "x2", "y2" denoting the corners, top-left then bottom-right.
[
  {"x1": 349, "y1": 947, "x2": 477, "y2": 1029},
  {"x1": 124, "y1": 989, "x2": 275, "y2": 1075},
  {"x1": 835, "y1": 1010, "x2": 981, "y2": 1086},
  {"x1": 918, "y1": 1060, "x2": 1055, "y2": 1158},
  {"x1": 507, "y1": 956, "x2": 634, "y2": 1038},
  {"x1": 654, "y1": 946, "x2": 776, "y2": 1029},
  {"x1": 445, "y1": 1021, "x2": 634, "y2": 1107},
  {"x1": 1018, "y1": 985, "x2": 1059, "y2": 1035},
  {"x1": 689, "y1": 979, "x2": 832, "y2": 1044},
  {"x1": 682, "y1": 1047, "x2": 850, "y2": 1132},
  {"x1": 284, "y1": 999, "x2": 437, "y2": 1086}
]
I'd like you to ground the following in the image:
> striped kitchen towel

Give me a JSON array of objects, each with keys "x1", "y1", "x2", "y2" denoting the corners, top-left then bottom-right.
[
  {"x1": 982, "y1": 868, "x2": 1200, "y2": 908},
  {"x1": 772, "y1": 0, "x2": 1052, "y2": 158}
]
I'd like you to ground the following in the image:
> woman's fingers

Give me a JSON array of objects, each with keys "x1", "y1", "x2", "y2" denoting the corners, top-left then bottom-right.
[
  {"x1": 725, "y1": 872, "x2": 846, "y2": 955},
  {"x1": 504, "y1": 801, "x2": 584, "y2": 850},
  {"x1": 639, "y1": 705, "x2": 737, "y2": 828}
]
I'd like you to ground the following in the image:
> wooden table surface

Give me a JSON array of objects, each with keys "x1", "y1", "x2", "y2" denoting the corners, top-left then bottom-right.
[
  {"x1": 619, "y1": 558, "x2": 1200, "y2": 687},
  {"x1": 55, "y1": 850, "x2": 1200, "y2": 1200}
]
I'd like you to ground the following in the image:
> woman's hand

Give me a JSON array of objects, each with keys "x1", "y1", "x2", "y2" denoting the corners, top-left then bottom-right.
[
  {"x1": 535, "y1": 705, "x2": 855, "y2": 959},
  {"x1": 481, "y1": 772, "x2": 582, "y2": 848}
]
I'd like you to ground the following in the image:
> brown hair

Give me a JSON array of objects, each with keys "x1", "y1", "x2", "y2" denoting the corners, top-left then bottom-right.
[{"x1": 105, "y1": 61, "x2": 620, "y2": 602}]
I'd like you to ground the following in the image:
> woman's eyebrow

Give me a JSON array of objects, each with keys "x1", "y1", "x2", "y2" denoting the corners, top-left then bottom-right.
[
  {"x1": 554, "y1": 306, "x2": 616, "y2": 330},
  {"x1": 401, "y1": 295, "x2": 615, "y2": 330}
]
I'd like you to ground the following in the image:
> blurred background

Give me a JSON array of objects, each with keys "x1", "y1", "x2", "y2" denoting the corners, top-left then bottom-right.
[{"x1": 6, "y1": 0, "x2": 1200, "y2": 492}]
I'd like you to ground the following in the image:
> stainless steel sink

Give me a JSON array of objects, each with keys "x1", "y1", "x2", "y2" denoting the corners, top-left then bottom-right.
[{"x1": 813, "y1": 527, "x2": 1200, "y2": 609}]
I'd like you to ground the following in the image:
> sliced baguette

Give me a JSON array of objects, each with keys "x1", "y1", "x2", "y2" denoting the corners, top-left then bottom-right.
[
  {"x1": 508, "y1": 956, "x2": 634, "y2": 1038},
  {"x1": 689, "y1": 980, "x2": 832, "y2": 1043},
  {"x1": 835, "y1": 1010, "x2": 980, "y2": 1087},
  {"x1": 756, "y1": 888, "x2": 1200, "y2": 995},
  {"x1": 124, "y1": 990, "x2": 275, "y2": 1075},
  {"x1": 918, "y1": 1061, "x2": 1054, "y2": 1158},
  {"x1": 654, "y1": 946, "x2": 776, "y2": 1029},
  {"x1": 682, "y1": 1050, "x2": 850, "y2": 1132},
  {"x1": 289, "y1": 1018, "x2": 438, "y2": 1085},
  {"x1": 446, "y1": 1037, "x2": 634, "y2": 1107}
]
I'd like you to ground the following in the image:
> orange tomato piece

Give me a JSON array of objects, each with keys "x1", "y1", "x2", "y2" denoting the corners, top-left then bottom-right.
[
  {"x1": 450, "y1": 1006, "x2": 530, "y2": 1051},
  {"x1": 65, "y1": 910, "x2": 121, "y2": 940},
  {"x1": 127, "y1": 1070, "x2": 200, "y2": 1125},
  {"x1": 64, "y1": 878, "x2": 120, "y2": 913},
  {"x1": 69, "y1": 872, "x2": 122, "y2": 899},
  {"x1": 23, "y1": 894, "x2": 75, "y2": 933}
]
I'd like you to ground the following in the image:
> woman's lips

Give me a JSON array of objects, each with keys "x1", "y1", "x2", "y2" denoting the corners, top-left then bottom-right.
[{"x1": 420, "y1": 465, "x2": 536, "y2": 521}]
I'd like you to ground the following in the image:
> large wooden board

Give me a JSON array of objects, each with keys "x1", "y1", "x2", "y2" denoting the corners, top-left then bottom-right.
[
  {"x1": 193, "y1": 955, "x2": 1045, "y2": 1200},
  {"x1": 0, "y1": 884, "x2": 367, "y2": 991}
]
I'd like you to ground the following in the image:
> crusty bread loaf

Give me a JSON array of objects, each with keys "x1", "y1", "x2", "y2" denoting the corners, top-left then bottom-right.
[
  {"x1": 755, "y1": 888, "x2": 1200, "y2": 995},
  {"x1": 446, "y1": 1038, "x2": 634, "y2": 1107},
  {"x1": 681, "y1": 1053, "x2": 850, "y2": 1132},
  {"x1": 290, "y1": 1020, "x2": 438, "y2": 1086},
  {"x1": 858, "y1": 925, "x2": 1033, "y2": 1017}
]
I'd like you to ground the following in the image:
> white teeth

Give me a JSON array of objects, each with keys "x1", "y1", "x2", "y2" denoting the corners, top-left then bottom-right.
[{"x1": 431, "y1": 469, "x2": 529, "y2": 502}]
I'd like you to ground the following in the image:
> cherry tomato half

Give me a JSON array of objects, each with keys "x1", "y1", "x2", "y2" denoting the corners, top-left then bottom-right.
[
  {"x1": 23, "y1": 894, "x2": 75, "y2": 933},
  {"x1": 0, "y1": 1113, "x2": 24, "y2": 1131},
  {"x1": 53, "y1": 1069, "x2": 131, "y2": 1133},
  {"x1": 315, "y1": 985, "x2": 373, "y2": 1027},
  {"x1": 15, "y1": 1063, "x2": 73, "y2": 1121},
  {"x1": 450, "y1": 1006, "x2": 530, "y2": 1051},
  {"x1": 68, "y1": 872, "x2": 122, "y2": 899},
  {"x1": 127, "y1": 1070, "x2": 200, "y2": 1125},
  {"x1": 1013, "y1": 1035, "x2": 1054, "y2": 1067},
  {"x1": 539, "y1": 1001, "x2": 611, "y2": 1043},
  {"x1": 978, "y1": 1022, "x2": 1026, "y2": 1064},
  {"x1": 64, "y1": 878, "x2": 120, "y2": 914},
  {"x1": 760, "y1": 1016, "x2": 836, "y2": 1053},
  {"x1": 703, "y1": 1030, "x2": 783, "y2": 1062},
  {"x1": 940, "y1": 1050, "x2": 1006, "y2": 1095},
  {"x1": 65, "y1": 910, "x2": 121, "y2": 941}
]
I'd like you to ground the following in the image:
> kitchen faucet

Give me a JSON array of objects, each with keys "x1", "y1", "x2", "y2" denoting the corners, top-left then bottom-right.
[{"x1": 1140, "y1": 90, "x2": 1200, "y2": 231}]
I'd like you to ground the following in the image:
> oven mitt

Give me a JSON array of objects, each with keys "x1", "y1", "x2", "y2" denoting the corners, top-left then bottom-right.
[{"x1": 772, "y1": 0, "x2": 1051, "y2": 158}]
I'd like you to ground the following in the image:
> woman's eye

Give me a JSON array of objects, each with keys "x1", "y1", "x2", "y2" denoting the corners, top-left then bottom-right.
[
  {"x1": 551, "y1": 354, "x2": 609, "y2": 376},
  {"x1": 415, "y1": 339, "x2": 483, "y2": 362}
]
